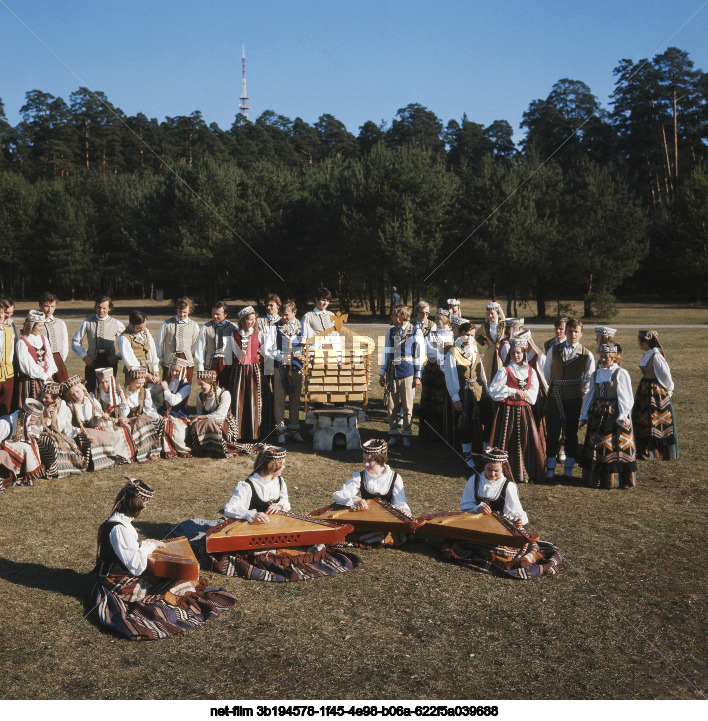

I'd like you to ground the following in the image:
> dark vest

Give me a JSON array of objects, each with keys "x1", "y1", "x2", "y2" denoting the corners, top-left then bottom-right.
[
  {"x1": 245, "y1": 477, "x2": 284, "y2": 513},
  {"x1": 95, "y1": 520, "x2": 129, "y2": 575},
  {"x1": 359, "y1": 469, "x2": 398, "y2": 503},
  {"x1": 473, "y1": 475, "x2": 510, "y2": 514}
]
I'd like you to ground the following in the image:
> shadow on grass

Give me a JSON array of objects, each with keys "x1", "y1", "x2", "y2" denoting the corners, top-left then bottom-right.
[
  {"x1": 0, "y1": 557, "x2": 93, "y2": 601},
  {"x1": 133, "y1": 521, "x2": 179, "y2": 539}
]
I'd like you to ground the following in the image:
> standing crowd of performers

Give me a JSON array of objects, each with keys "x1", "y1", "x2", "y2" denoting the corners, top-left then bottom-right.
[{"x1": 0, "y1": 289, "x2": 679, "y2": 641}]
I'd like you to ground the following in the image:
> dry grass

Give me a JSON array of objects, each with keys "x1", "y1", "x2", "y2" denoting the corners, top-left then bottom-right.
[{"x1": 0, "y1": 316, "x2": 706, "y2": 700}]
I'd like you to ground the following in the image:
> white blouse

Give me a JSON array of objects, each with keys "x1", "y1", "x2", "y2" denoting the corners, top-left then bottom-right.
[
  {"x1": 444, "y1": 339, "x2": 487, "y2": 404},
  {"x1": 580, "y1": 364, "x2": 634, "y2": 423},
  {"x1": 196, "y1": 389, "x2": 231, "y2": 422},
  {"x1": 124, "y1": 387, "x2": 159, "y2": 421},
  {"x1": 488, "y1": 362, "x2": 539, "y2": 405},
  {"x1": 106, "y1": 512, "x2": 157, "y2": 576},
  {"x1": 460, "y1": 472, "x2": 528, "y2": 525},
  {"x1": 639, "y1": 348, "x2": 674, "y2": 396},
  {"x1": 332, "y1": 466, "x2": 411, "y2": 516},
  {"x1": 425, "y1": 328, "x2": 454, "y2": 365},
  {"x1": 223, "y1": 473, "x2": 291, "y2": 522},
  {"x1": 16, "y1": 334, "x2": 58, "y2": 380}
]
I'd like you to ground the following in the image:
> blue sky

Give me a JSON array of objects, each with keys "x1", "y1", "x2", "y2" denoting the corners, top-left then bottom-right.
[{"x1": 1, "y1": 1, "x2": 707, "y2": 144}]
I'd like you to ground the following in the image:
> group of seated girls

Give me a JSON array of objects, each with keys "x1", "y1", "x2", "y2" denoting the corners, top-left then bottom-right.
[{"x1": 0, "y1": 353, "x2": 240, "y2": 489}]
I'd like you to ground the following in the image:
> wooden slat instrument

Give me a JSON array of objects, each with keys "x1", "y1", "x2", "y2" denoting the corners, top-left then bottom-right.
[
  {"x1": 309, "y1": 498, "x2": 424, "y2": 535},
  {"x1": 146, "y1": 536, "x2": 199, "y2": 581},
  {"x1": 205, "y1": 511, "x2": 354, "y2": 553},
  {"x1": 416, "y1": 511, "x2": 539, "y2": 548}
]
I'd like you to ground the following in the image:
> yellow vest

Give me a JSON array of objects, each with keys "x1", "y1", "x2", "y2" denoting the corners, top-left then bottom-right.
[{"x1": 0, "y1": 325, "x2": 14, "y2": 381}]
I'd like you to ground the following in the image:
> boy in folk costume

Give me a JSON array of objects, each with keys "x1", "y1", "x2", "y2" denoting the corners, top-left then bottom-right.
[
  {"x1": 16, "y1": 311, "x2": 58, "y2": 403},
  {"x1": 543, "y1": 317, "x2": 568, "y2": 354},
  {"x1": 0, "y1": 398, "x2": 46, "y2": 489},
  {"x1": 301, "y1": 287, "x2": 336, "y2": 341},
  {"x1": 116, "y1": 311, "x2": 161, "y2": 396},
  {"x1": 257, "y1": 294, "x2": 281, "y2": 437},
  {"x1": 38, "y1": 292, "x2": 69, "y2": 382},
  {"x1": 159, "y1": 355, "x2": 192, "y2": 458},
  {"x1": 155, "y1": 297, "x2": 199, "y2": 384},
  {"x1": 71, "y1": 295, "x2": 125, "y2": 394},
  {"x1": 379, "y1": 304, "x2": 425, "y2": 449},
  {"x1": 0, "y1": 300, "x2": 16, "y2": 415},
  {"x1": 444, "y1": 321, "x2": 489, "y2": 468},
  {"x1": 543, "y1": 318, "x2": 595, "y2": 480},
  {"x1": 194, "y1": 301, "x2": 234, "y2": 389},
  {"x1": 264, "y1": 299, "x2": 305, "y2": 445}
]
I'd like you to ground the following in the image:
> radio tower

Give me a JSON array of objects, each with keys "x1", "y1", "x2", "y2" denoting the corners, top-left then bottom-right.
[{"x1": 239, "y1": 45, "x2": 250, "y2": 120}]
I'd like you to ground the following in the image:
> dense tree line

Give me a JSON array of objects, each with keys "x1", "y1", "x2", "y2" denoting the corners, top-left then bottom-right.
[{"x1": 0, "y1": 46, "x2": 706, "y2": 315}]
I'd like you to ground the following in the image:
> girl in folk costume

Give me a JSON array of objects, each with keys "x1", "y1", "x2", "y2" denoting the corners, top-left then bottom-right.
[
  {"x1": 194, "y1": 301, "x2": 234, "y2": 389},
  {"x1": 16, "y1": 311, "x2": 58, "y2": 403},
  {"x1": 116, "y1": 310, "x2": 161, "y2": 396},
  {"x1": 188, "y1": 370, "x2": 238, "y2": 457},
  {"x1": 476, "y1": 301, "x2": 507, "y2": 384},
  {"x1": 155, "y1": 297, "x2": 199, "y2": 384},
  {"x1": 418, "y1": 308, "x2": 454, "y2": 440},
  {"x1": 93, "y1": 367, "x2": 137, "y2": 464},
  {"x1": 2, "y1": 296, "x2": 22, "y2": 412},
  {"x1": 446, "y1": 298, "x2": 461, "y2": 320},
  {"x1": 122, "y1": 367, "x2": 162, "y2": 463},
  {"x1": 487, "y1": 335, "x2": 546, "y2": 484},
  {"x1": 264, "y1": 299, "x2": 306, "y2": 445},
  {"x1": 441, "y1": 448, "x2": 562, "y2": 580},
  {"x1": 578, "y1": 343, "x2": 637, "y2": 489},
  {"x1": 90, "y1": 478, "x2": 237, "y2": 641},
  {"x1": 257, "y1": 293, "x2": 282, "y2": 437},
  {"x1": 159, "y1": 355, "x2": 192, "y2": 458},
  {"x1": 38, "y1": 293, "x2": 70, "y2": 382},
  {"x1": 0, "y1": 299, "x2": 16, "y2": 415},
  {"x1": 331, "y1": 438, "x2": 412, "y2": 548},
  {"x1": 632, "y1": 330, "x2": 678, "y2": 461},
  {"x1": 229, "y1": 306, "x2": 264, "y2": 442},
  {"x1": 184, "y1": 446, "x2": 361, "y2": 582},
  {"x1": 0, "y1": 398, "x2": 45, "y2": 489},
  {"x1": 498, "y1": 317, "x2": 525, "y2": 364},
  {"x1": 62, "y1": 375, "x2": 122, "y2": 471},
  {"x1": 444, "y1": 322, "x2": 489, "y2": 468},
  {"x1": 71, "y1": 295, "x2": 125, "y2": 394},
  {"x1": 36, "y1": 381, "x2": 87, "y2": 478},
  {"x1": 594, "y1": 326, "x2": 618, "y2": 354}
]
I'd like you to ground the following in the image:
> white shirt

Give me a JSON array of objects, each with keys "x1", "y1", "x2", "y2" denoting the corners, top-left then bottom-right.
[
  {"x1": 106, "y1": 512, "x2": 157, "y2": 576},
  {"x1": 425, "y1": 328, "x2": 454, "y2": 366},
  {"x1": 263, "y1": 323, "x2": 304, "y2": 364},
  {"x1": 42, "y1": 316, "x2": 69, "y2": 360},
  {"x1": 230, "y1": 327, "x2": 265, "y2": 363},
  {"x1": 301, "y1": 308, "x2": 335, "y2": 341},
  {"x1": 460, "y1": 472, "x2": 528, "y2": 525},
  {"x1": 124, "y1": 387, "x2": 159, "y2": 421},
  {"x1": 163, "y1": 378, "x2": 191, "y2": 410},
  {"x1": 71, "y1": 314, "x2": 126, "y2": 361},
  {"x1": 116, "y1": 328, "x2": 160, "y2": 374},
  {"x1": 98, "y1": 388, "x2": 129, "y2": 419},
  {"x1": 543, "y1": 342, "x2": 595, "y2": 397},
  {"x1": 16, "y1": 334, "x2": 58, "y2": 380},
  {"x1": 44, "y1": 400, "x2": 79, "y2": 437},
  {"x1": 489, "y1": 362, "x2": 539, "y2": 405},
  {"x1": 223, "y1": 473, "x2": 291, "y2": 522},
  {"x1": 194, "y1": 320, "x2": 234, "y2": 370},
  {"x1": 639, "y1": 348, "x2": 674, "y2": 396},
  {"x1": 332, "y1": 466, "x2": 411, "y2": 516},
  {"x1": 70, "y1": 396, "x2": 104, "y2": 426},
  {"x1": 444, "y1": 339, "x2": 488, "y2": 403},
  {"x1": 580, "y1": 364, "x2": 634, "y2": 423},
  {"x1": 196, "y1": 389, "x2": 231, "y2": 422}
]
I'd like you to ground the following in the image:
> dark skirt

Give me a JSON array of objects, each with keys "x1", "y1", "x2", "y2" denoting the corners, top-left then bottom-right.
[
  {"x1": 229, "y1": 363, "x2": 262, "y2": 442},
  {"x1": 188, "y1": 415, "x2": 239, "y2": 457},
  {"x1": 418, "y1": 362, "x2": 448, "y2": 439},
  {"x1": 632, "y1": 378, "x2": 679, "y2": 461},
  {"x1": 488, "y1": 401, "x2": 546, "y2": 483}
]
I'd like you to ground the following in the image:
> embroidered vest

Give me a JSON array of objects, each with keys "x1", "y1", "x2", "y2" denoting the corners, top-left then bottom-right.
[
  {"x1": 595, "y1": 367, "x2": 620, "y2": 401},
  {"x1": 0, "y1": 325, "x2": 15, "y2": 381},
  {"x1": 274, "y1": 320, "x2": 303, "y2": 372},
  {"x1": 202, "y1": 321, "x2": 234, "y2": 368},
  {"x1": 41, "y1": 318, "x2": 63, "y2": 353},
  {"x1": 550, "y1": 344, "x2": 590, "y2": 401},
  {"x1": 95, "y1": 521, "x2": 129, "y2": 575},
  {"x1": 160, "y1": 318, "x2": 198, "y2": 366},
  {"x1": 120, "y1": 328, "x2": 152, "y2": 373},
  {"x1": 448, "y1": 346, "x2": 485, "y2": 401},
  {"x1": 84, "y1": 317, "x2": 121, "y2": 359},
  {"x1": 502, "y1": 366, "x2": 532, "y2": 407},
  {"x1": 233, "y1": 331, "x2": 261, "y2": 366},
  {"x1": 20, "y1": 336, "x2": 50, "y2": 372}
]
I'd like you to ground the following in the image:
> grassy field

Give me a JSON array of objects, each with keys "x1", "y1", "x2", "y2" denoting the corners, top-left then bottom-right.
[{"x1": 0, "y1": 309, "x2": 706, "y2": 701}]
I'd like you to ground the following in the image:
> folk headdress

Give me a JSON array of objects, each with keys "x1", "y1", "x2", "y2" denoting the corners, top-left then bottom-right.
[
  {"x1": 638, "y1": 330, "x2": 658, "y2": 342},
  {"x1": 108, "y1": 476, "x2": 156, "y2": 517},
  {"x1": 197, "y1": 369, "x2": 218, "y2": 383},
  {"x1": 26, "y1": 310, "x2": 46, "y2": 324},
  {"x1": 61, "y1": 375, "x2": 84, "y2": 396},
  {"x1": 362, "y1": 438, "x2": 388, "y2": 458},
  {"x1": 508, "y1": 329, "x2": 531, "y2": 350},
  {"x1": 450, "y1": 316, "x2": 469, "y2": 326},
  {"x1": 253, "y1": 444, "x2": 287, "y2": 471},
  {"x1": 485, "y1": 301, "x2": 505, "y2": 322},
  {"x1": 126, "y1": 366, "x2": 148, "y2": 380},
  {"x1": 482, "y1": 447, "x2": 509, "y2": 465},
  {"x1": 96, "y1": 366, "x2": 120, "y2": 409},
  {"x1": 595, "y1": 326, "x2": 617, "y2": 338},
  {"x1": 167, "y1": 354, "x2": 189, "y2": 382},
  {"x1": 42, "y1": 380, "x2": 61, "y2": 396},
  {"x1": 505, "y1": 317, "x2": 525, "y2": 334},
  {"x1": 436, "y1": 308, "x2": 450, "y2": 318},
  {"x1": 446, "y1": 298, "x2": 461, "y2": 309},
  {"x1": 238, "y1": 305, "x2": 255, "y2": 319},
  {"x1": 13, "y1": 398, "x2": 44, "y2": 442},
  {"x1": 599, "y1": 343, "x2": 620, "y2": 354}
]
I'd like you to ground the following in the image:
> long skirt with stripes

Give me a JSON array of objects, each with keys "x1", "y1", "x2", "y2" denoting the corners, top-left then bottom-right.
[
  {"x1": 36, "y1": 433, "x2": 87, "y2": 478},
  {"x1": 632, "y1": 378, "x2": 679, "y2": 461},
  {"x1": 125, "y1": 414, "x2": 161, "y2": 463},
  {"x1": 160, "y1": 416, "x2": 192, "y2": 458},
  {"x1": 0, "y1": 438, "x2": 45, "y2": 489},
  {"x1": 76, "y1": 428, "x2": 117, "y2": 472},
  {"x1": 488, "y1": 401, "x2": 546, "y2": 484},
  {"x1": 188, "y1": 415, "x2": 239, "y2": 457},
  {"x1": 229, "y1": 364, "x2": 262, "y2": 442}
]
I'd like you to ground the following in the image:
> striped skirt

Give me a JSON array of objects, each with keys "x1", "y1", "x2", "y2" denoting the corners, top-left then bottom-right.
[
  {"x1": 36, "y1": 433, "x2": 87, "y2": 478},
  {"x1": 229, "y1": 364, "x2": 262, "y2": 442},
  {"x1": 488, "y1": 401, "x2": 546, "y2": 483},
  {"x1": 125, "y1": 414, "x2": 161, "y2": 463},
  {"x1": 188, "y1": 415, "x2": 239, "y2": 457},
  {"x1": 632, "y1": 378, "x2": 679, "y2": 461},
  {"x1": 161, "y1": 416, "x2": 192, "y2": 458},
  {"x1": 0, "y1": 438, "x2": 45, "y2": 488},
  {"x1": 77, "y1": 428, "x2": 117, "y2": 472}
]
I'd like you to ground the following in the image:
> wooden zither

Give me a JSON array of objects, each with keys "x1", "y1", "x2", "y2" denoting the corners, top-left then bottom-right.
[
  {"x1": 205, "y1": 511, "x2": 354, "y2": 553},
  {"x1": 146, "y1": 536, "x2": 200, "y2": 581},
  {"x1": 309, "y1": 498, "x2": 424, "y2": 535},
  {"x1": 417, "y1": 511, "x2": 540, "y2": 549}
]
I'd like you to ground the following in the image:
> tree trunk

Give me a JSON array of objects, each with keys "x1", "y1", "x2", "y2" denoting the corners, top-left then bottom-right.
[
  {"x1": 366, "y1": 279, "x2": 377, "y2": 318},
  {"x1": 536, "y1": 279, "x2": 547, "y2": 319}
]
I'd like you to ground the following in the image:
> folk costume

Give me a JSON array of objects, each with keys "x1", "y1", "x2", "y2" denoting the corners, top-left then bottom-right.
[
  {"x1": 438, "y1": 449, "x2": 562, "y2": 580},
  {"x1": 632, "y1": 331, "x2": 678, "y2": 461},
  {"x1": 155, "y1": 315, "x2": 199, "y2": 384},
  {"x1": 71, "y1": 312, "x2": 125, "y2": 393},
  {"x1": 188, "y1": 370, "x2": 238, "y2": 457},
  {"x1": 188, "y1": 447, "x2": 362, "y2": 582},
  {"x1": 476, "y1": 302, "x2": 507, "y2": 387},
  {"x1": 380, "y1": 321, "x2": 425, "y2": 442},
  {"x1": 90, "y1": 479, "x2": 237, "y2": 641},
  {"x1": 36, "y1": 382, "x2": 87, "y2": 478},
  {"x1": 122, "y1": 369, "x2": 161, "y2": 463},
  {"x1": 16, "y1": 312, "x2": 58, "y2": 403},
  {"x1": 0, "y1": 319, "x2": 15, "y2": 415},
  {"x1": 116, "y1": 324, "x2": 160, "y2": 392},
  {"x1": 264, "y1": 317, "x2": 305, "y2": 443},
  {"x1": 578, "y1": 346, "x2": 637, "y2": 489},
  {"x1": 63, "y1": 376, "x2": 121, "y2": 472},
  {"x1": 158, "y1": 356, "x2": 192, "y2": 458},
  {"x1": 543, "y1": 337, "x2": 595, "y2": 478},
  {"x1": 487, "y1": 338, "x2": 546, "y2": 484},
  {"x1": 301, "y1": 307, "x2": 336, "y2": 341},
  {"x1": 229, "y1": 308, "x2": 263, "y2": 442},
  {"x1": 498, "y1": 317, "x2": 525, "y2": 365},
  {"x1": 195, "y1": 318, "x2": 234, "y2": 388},
  {"x1": 443, "y1": 336, "x2": 489, "y2": 465},
  {"x1": 257, "y1": 312, "x2": 280, "y2": 437},
  {"x1": 418, "y1": 311, "x2": 454, "y2": 440},
  {"x1": 93, "y1": 367, "x2": 138, "y2": 464},
  {"x1": 0, "y1": 399, "x2": 46, "y2": 489},
  {"x1": 40, "y1": 313, "x2": 69, "y2": 382}
]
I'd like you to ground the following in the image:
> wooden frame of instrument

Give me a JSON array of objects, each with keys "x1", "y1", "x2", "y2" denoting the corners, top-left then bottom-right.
[
  {"x1": 309, "y1": 498, "x2": 425, "y2": 534},
  {"x1": 146, "y1": 536, "x2": 200, "y2": 581},
  {"x1": 415, "y1": 511, "x2": 539, "y2": 549},
  {"x1": 205, "y1": 512, "x2": 354, "y2": 553}
]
